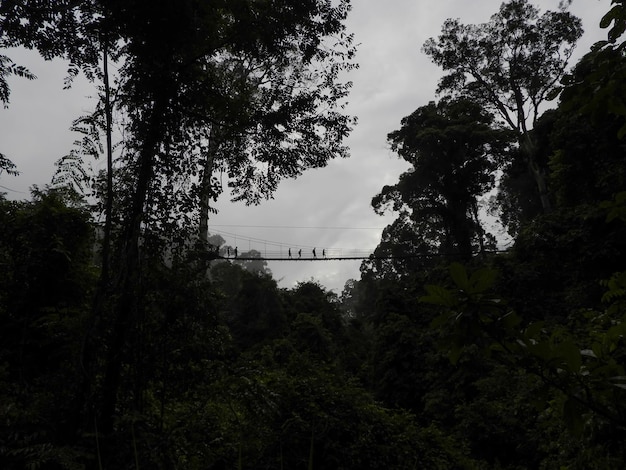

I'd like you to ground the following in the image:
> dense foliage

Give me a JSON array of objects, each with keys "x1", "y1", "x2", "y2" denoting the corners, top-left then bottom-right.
[{"x1": 1, "y1": 0, "x2": 626, "y2": 468}]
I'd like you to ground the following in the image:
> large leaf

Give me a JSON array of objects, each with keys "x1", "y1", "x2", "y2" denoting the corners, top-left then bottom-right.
[
  {"x1": 468, "y1": 267, "x2": 497, "y2": 294},
  {"x1": 420, "y1": 284, "x2": 457, "y2": 308},
  {"x1": 449, "y1": 262, "x2": 470, "y2": 292},
  {"x1": 556, "y1": 339, "x2": 582, "y2": 373}
]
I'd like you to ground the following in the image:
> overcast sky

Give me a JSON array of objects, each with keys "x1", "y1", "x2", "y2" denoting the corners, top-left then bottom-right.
[{"x1": 0, "y1": 0, "x2": 610, "y2": 292}]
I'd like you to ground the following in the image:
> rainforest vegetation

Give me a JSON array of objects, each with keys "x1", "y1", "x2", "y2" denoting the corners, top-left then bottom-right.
[{"x1": 1, "y1": 0, "x2": 626, "y2": 468}]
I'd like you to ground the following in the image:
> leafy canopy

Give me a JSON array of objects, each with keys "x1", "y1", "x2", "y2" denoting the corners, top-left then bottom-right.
[
  {"x1": 423, "y1": 0, "x2": 582, "y2": 134},
  {"x1": 372, "y1": 98, "x2": 511, "y2": 262}
]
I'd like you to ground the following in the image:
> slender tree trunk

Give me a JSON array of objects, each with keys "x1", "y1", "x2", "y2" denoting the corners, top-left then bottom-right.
[
  {"x1": 511, "y1": 79, "x2": 552, "y2": 213},
  {"x1": 79, "y1": 34, "x2": 114, "y2": 434},
  {"x1": 512, "y1": 81, "x2": 552, "y2": 213},
  {"x1": 521, "y1": 133, "x2": 552, "y2": 213},
  {"x1": 99, "y1": 92, "x2": 167, "y2": 435},
  {"x1": 198, "y1": 124, "x2": 220, "y2": 245},
  {"x1": 101, "y1": 36, "x2": 114, "y2": 286},
  {"x1": 529, "y1": 161, "x2": 551, "y2": 212},
  {"x1": 471, "y1": 201, "x2": 486, "y2": 257}
]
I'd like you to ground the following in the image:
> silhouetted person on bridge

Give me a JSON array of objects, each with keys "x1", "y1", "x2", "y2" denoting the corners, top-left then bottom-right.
[
  {"x1": 323, "y1": 249, "x2": 326, "y2": 258},
  {"x1": 288, "y1": 248, "x2": 292, "y2": 258},
  {"x1": 313, "y1": 248, "x2": 317, "y2": 258},
  {"x1": 298, "y1": 249, "x2": 302, "y2": 258}
]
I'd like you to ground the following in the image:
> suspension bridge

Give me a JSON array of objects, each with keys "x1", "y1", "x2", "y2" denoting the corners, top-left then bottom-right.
[
  {"x1": 207, "y1": 226, "x2": 381, "y2": 262},
  {"x1": 205, "y1": 226, "x2": 508, "y2": 262},
  {"x1": 220, "y1": 249, "x2": 385, "y2": 261},
  {"x1": 211, "y1": 247, "x2": 379, "y2": 261},
  {"x1": 207, "y1": 248, "x2": 502, "y2": 262}
]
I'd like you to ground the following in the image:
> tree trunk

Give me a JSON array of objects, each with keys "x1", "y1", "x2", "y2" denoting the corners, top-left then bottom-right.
[
  {"x1": 198, "y1": 124, "x2": 220, "y2": 245},
  {"x1": 511, "y1": 81, "x2": 552, "y2": 214},
  {"x1": 78, "y1": 35, "x2": 114, "y2": 434},
  {"x1": 471, "y1": 201, "x2": 486, "y2": 258},
  {"x1": 102, "y1": 35, "x2": 114, "y2": 287},
  {"x1": 521, "y1": 133, "x2": 552, "y2": 213},
  {"x1": 530, "y1": 161, "x2": 551, "y2": 212},
  {"x1": 99, "y1": 92, "x2": 167, "y2": 435}
]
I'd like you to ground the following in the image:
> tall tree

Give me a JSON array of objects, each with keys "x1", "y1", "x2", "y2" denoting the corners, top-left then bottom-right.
[
  {"x1": 423, "y1": 0, "x2": 583, "y2": 213},
  {"x1": 91, "y1": 0, "x2": 355, "y2": 435},
  {"x1": 103, "y1": 0, "x2": 355, "y2": 250},
  {"x1": 548, "y1": 50, "x2": 626, "y2": 208},
  {"x1": 2, "y1": 0, "x2": 357, "y2": 438},
  {"x1": 370, "y1": 98, "x2": 511, "y2": 269}
]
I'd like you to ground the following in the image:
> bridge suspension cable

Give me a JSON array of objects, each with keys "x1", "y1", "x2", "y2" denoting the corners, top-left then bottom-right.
[{"x1": 207, "y1": 226, "x2": 509, "y2": 262}]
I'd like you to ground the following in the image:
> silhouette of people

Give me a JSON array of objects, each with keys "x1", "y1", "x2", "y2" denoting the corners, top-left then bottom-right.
[
  {"x1": 289, "y1": 248, "x2": 292, "y2": 259},
  {"x1": 227, "y1": 247, "x2": 231, "y2": 257},
  {"x1": 313, "y1": 248, "x2": 317, "y2": 258},
  {"x1": 298, "y1": 249, "x2": 302, "y2": 258},
  {"x1": 234, "y1": 247, "x2": 238, "y2": 258},
  {"x1": 322, "y1": 249, "x2": 326, "y2": 258}
]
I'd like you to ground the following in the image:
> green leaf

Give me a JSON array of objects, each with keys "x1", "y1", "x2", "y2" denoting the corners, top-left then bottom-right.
[
  {"x1": 449, "y1": 262, "x2": 470, "y2": 292},
  {"x1": 600, "y1": 5, "x2": 621, "y2": 29},
  {"x1": 546, "y1": 86, "x2": 562, "y2": 101},
  {"x1": 528, "y1": 339, "x2": 551, "y2": 361},
  {"x1": 420, "y1": 284, "x2": 457, "y2": 308},
  {"x1": 557, "y1": 340, "x2": 582, "y2": 373},
  {"x1": 524, "y1": 321, "x2": 545, "y2": 340},
  {"x1": 580, "y1": 349, "x2": 597, "y2": 359},
  {"x1": 591, "y1": 342, "x2": 604, "y2": 359},
  {"x1": 468, "y1": 267, "x2": 497, "y2": 294},
  {"x1": 430, "y1": 312, "x2": 451, "y2": 328},
  {"x1": 609, "y1": 21, "x2": 626, "y2": 42},
  {"x1": 609, "y1": 376, "x2": 626, "y2": 390},
  {"x1": 500, "y1": 311, "x2": 521, "y2": 330}
]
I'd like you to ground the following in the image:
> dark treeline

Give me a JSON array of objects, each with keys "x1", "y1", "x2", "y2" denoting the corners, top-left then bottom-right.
[{"x1": 1, "y1": 0, "x2": 626, "y2": 468}]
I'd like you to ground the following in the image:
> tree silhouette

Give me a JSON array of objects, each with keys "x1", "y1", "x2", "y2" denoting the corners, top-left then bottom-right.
[
  {"x1": 423, "y1": 0, "x2": 583, "y2": 212},
  {"x1": 372, "y1": 98, "x2": 511, "y2": 265}
]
